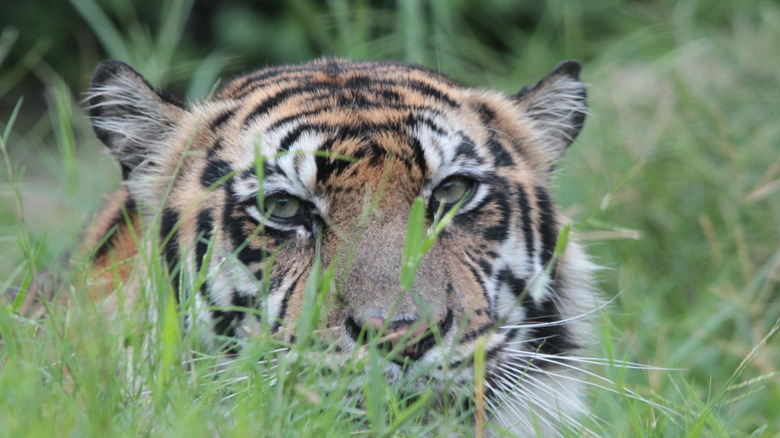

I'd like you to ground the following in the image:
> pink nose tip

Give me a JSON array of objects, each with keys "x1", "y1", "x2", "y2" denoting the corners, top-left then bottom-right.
[{"x1": 363, "y1": 313, "x2": 444, "y2": 347}]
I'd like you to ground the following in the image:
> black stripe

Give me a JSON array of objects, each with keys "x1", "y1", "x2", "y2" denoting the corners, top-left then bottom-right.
[
  {"x1": 252, "y1": 267, "x2": 264, "y2": 283},
  {"x1": 315, "y1": 138, "x2": 356, "y2": 183},
  {"x1": 160, "y1": 208, "x2": 181, "y2": 301},
  {"x1": 497, "y1": 267, "x2": 527, "y2": 298},
  {"x1": 200, "y1": 159, "x2": 233, "y2": 189},
  {"x1": 454, "y1": 139, "x2": 479, "y2": 161},
  {"x1": 246, "y1": 78, "x2": 459, "y2": 112},
  {"x1": 92, "y1": 196, "x2": 137, "y2": 261},
  {"x1": 243, "y1": 80, "x2": 459, "y2": 126},
  {"x1": 243, "y1": 84, "x2": 325, "y2": 125},
  {"x1": 236, "y1": 244, "x2": 271, "y2": 267},
  {"x1": 516, "y1": 184, "x2": 535, "y2": 263},
  {"x1": 224, "y1": 219, "x2": 273, "y2": 267},
  {"x1": 195, "y1": 208, "x2": 213, "y2": 274},
  {"x1": 534, "y1": 186, "x2": 558, "y2": 268},
  {"x1": 230, "y1": 60, "x2": 461, "y2": 99},
  {"x1": 232, "y1": 292, "x2": 255, "y2": 317},
  {"x1": 476, "y1": 258, "x2": 493, "y2": 279},
  {"x1": 521, "y1": 292, "x2": 577, "y2": 357},
  {"x1": 323, "y1": 58, "x2": 342, "y2": 77},
  {"x1": 206, "y1": 138, "x2": 224, "y2": 159},
  {"x1": 199, "y1": 279, "x2": 211, "y2": 300},
  {"x1": 407, "y1": 112, "x2": 447, "y2": 136},
  {"x1": 473, "y1": 102, "x2": 496, "y2": 124},
  {"x1": 234, "y1": 162, "x2": 281, "y2": 185},
  {"x1": 448, "y1": 338, "x2": 508, "y2": 372},
  {"x1": 457, "y1": 321, "x2": 500, "y2": 346},
  {"x1": 276, "y1": 120, "x2": 435, "y2": 181},
  {"x1": 464, "y1": 261, "x2": 492, "y2": 314},
  {"x1": 212, "y1": 298, "x2": 238, "y2": 339},
  {"x1": 408, "y1": 136, "x2": 429, "y2": 175},
  {"x1": 486, "y1": 137, "x2": 514, "y2": 167},
  {"x1": 208, "y1": 292, "x2": 257, "y2": 343},
  {"x1": 481, "y1": 192, "x2": 510, "y2": 242},
  {"x1": 227, "y1": 64, "x2": 324, "y2": 97},
  {"x1": 377, "y1": 88, "x2": 402, "y2": 104},
  {"x1": 278, "y1": 116, "x2": 446, "y2": 151},
  {"x1": 270, "y1": 274, "x2": 301, "y2": 333},
  {"x1": 266, "y1": 105, "x2": 445, "y2": 134},
  {"x1": 209, "y1": 108, "x2": 237, "y2": 131},
  {"x1": 482, "y1": 224, "x2": 509, "y2": 242},
  {"x1": 402, "y1": 80, "x2": 459, "y2": 107},
  {"x1": 279, "y1": 123, "x2": 320, "y2": 152},
  {"x1": 222, "y1": 178, "x2": 246, "y2": 251},
  {"x1": 266, "y1": 108, "x2": 334, "y2": 132}
]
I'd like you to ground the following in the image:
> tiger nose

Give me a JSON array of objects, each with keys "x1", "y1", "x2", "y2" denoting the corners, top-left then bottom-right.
[
  {"x1": 352, "y1": 313, "x2": 448, "y2": 362},
  {"x1": 364, "y1": 316, "x2": 431, "y2": 347}
]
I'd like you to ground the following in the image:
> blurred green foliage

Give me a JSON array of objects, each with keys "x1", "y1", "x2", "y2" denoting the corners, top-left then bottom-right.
[{"x1": 0, "y1": 0, "x2": 751, "y2": 106}]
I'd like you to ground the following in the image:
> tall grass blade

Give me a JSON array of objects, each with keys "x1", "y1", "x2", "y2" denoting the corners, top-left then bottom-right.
[{"x1": 68, "y1": 0, "x2": 131, "y2": 61}]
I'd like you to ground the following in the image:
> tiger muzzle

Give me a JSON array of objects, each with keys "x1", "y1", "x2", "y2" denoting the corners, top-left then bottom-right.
[{"x1": 346, "y1": 311, "x2": 452, "y2": 363}]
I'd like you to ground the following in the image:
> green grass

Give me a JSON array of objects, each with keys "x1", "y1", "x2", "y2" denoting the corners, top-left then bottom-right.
[{"x1": 1, "y1": 0, "x2": 779, "y2": 436}]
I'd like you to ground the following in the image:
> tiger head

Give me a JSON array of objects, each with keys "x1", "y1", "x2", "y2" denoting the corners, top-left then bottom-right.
[{"x1": 88, "y1": 58, "x2": 598, "y2": 435}]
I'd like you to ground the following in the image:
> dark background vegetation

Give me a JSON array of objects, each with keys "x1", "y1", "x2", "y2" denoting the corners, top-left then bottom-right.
[{"x1": 0, "y1": 0, "x2": 747, "y2": 115}]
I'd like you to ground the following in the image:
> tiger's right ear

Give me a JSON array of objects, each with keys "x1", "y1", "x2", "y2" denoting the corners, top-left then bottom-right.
[
  {"x1": 88, "y1": 61, "x2": 185, "y2": 179},
  {"x1": 510, "y1": 61, "x2": 587, "y2": 173}
]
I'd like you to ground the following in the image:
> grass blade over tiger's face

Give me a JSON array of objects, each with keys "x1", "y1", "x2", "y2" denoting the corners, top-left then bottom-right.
[{"x1": 85, "y1": 58, "x2": 599, "y2": 436}]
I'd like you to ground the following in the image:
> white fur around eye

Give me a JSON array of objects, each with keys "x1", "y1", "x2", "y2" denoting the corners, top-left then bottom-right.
[
  {"x1": 232, "y1": 177, "x2": 260, "y2": 203},
  {"x1": 245, "y1": 205, "x2": 264, "y2": 224}
]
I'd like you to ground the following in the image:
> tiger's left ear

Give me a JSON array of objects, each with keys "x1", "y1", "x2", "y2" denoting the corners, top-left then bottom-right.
[
  {"x1": 511, "y1": 61, "x2": 587, "y2": 168},
  {"x1": 88, "y1": 60, "x2": 186, "y2": 180}
]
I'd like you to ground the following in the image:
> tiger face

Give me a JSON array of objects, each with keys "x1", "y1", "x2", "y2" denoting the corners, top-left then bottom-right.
[{"x1": 87, "y1": 58, "x2": 598, "y2": 435}]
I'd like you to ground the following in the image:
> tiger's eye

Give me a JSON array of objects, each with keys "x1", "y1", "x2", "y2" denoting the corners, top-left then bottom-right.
[
  {"x1": 265, "y1": 195, "x2": 302, "y2": 219},
  {"x1": 432, "y1": 177, "x2": 474, "y2": 205}
]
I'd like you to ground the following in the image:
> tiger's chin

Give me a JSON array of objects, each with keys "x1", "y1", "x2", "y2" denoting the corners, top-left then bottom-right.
[{"x1": 268, "y1": 327, "x2": 589, "y2": 436}]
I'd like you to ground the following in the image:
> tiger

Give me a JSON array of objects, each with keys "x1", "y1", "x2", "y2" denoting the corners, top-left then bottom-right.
[{"x1": 22, "y1": 58, "x2": 599, "y2": 436}]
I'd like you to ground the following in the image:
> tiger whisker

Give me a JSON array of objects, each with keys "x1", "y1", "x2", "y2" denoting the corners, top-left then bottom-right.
[
  {"x1": 481, "y1": 379, "x2": 536, "y2": 433},
  {"x1": 488, "y1": 370, "x2": 586, "y2": 435},
  {"x1": 499, "y1": 351, "x2": 679, "y2": 417},
  {"x1": 500, "y1": 293, "x2": 618, "y2": 331},
  {"x1": 495, "y1": 362, "x2": 604, "y2": 427},
  {"x1": 502, "y1": 349, "x2": 676, "y2": 371}
]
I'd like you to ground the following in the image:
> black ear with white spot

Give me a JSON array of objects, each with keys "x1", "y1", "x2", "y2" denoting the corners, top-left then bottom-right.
[
  {"x1": 88, "y1": 60, "x2": 185, "y2": 179},
  {"x1": 512, "y1": 61, "x2": 587, "y2": 167}
]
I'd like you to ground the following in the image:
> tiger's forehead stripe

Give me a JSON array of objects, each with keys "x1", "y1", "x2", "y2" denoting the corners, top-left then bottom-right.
[
  {"x1": 219, "y1": 58, "x2": 460, "y2": 100},
  {"x1": 217, "y1": 62, "x2": 466, "y2": 131},
  {"x1": 237, "y1": 79, "x2": 462, "y2": 128}
]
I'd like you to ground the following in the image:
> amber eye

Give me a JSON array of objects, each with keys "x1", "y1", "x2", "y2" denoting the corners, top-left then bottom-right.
[
  {"x1": 264, "y1": 195, "x2": 303, "y2": 219},
  {"x1": 432, "y1": 176, "x2": 475, "y2": 206}
]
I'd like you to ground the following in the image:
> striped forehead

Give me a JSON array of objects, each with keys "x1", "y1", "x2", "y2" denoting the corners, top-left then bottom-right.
[
  {"x1": 216, "y1": 59, "x2": 462, "y2": 104},
  {"x1": 251, "y1": 110, "x2": 489, "y2": 182},
  {"x1": 221, "y1": 61, "x2": 495, "y2": 204}
]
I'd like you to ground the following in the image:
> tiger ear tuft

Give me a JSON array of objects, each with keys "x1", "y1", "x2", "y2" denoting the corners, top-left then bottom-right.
[
  {"x1": 87, "y1": 61, "x2": 185, "y2": 179},
  {"x1": 512, "y1": 61, "x2": 587, "y2": 167}
]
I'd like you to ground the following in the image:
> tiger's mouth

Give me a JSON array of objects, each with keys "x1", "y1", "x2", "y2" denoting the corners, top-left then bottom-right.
[
  {"x1": 252, "y1": 312, "x2": 517, "y2": 410},
  {"x1": 263, "y1": 306, "x2": 513, "y2": 388},
  {"x1": 344, "y1": 310, "x2": 454, "y2": 365}
]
